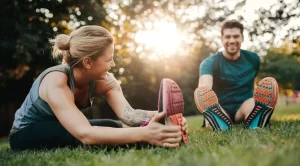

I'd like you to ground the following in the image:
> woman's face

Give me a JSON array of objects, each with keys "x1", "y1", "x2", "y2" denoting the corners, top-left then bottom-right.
[{"x1": 89, "y1": 44, "x2": 115, "y2": 80}]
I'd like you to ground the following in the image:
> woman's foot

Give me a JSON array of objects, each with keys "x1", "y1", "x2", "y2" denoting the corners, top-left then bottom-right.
[{"x1": 158, "y1": 78, "x2": 187, "y2": 144}]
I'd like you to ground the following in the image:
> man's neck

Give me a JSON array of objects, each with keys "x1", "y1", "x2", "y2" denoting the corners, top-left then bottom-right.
[{"x1": 222, "y1": 50, "x2": 241, "y2": 61}]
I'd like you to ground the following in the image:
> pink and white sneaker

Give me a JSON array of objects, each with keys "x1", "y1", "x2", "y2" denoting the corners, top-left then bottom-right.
[{"x1": 158, "y1": 78, "x2": 188, "y2": 144}]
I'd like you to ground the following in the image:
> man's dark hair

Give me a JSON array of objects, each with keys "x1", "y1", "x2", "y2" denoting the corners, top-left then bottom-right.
[{"x1": 221, "y1": 20, "x2": 244, "y2": 36}]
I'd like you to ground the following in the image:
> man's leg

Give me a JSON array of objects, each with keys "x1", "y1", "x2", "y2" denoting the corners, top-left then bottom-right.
[
  {"x1": 243, "y1": 77, "x2": 278, "y2": 128},
  {"x1": 202, "y1": 105, "x2": 234, "y2": 127},
  {"x1": 234, "y1": 98, "x2": 255, "y2": 123},
  {"x1": 194, "y1": 87, "x2": 233, "y2": 131}
]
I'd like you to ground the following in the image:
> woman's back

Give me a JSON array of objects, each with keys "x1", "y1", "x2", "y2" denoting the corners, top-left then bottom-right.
[{"x1": 9, "y1": 64, "x2": 95, "y2": 137}]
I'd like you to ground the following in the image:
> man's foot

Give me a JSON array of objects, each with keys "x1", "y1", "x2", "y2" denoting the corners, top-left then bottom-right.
[
  {"x1": 244, "y1": 77, "x2": 278, "y2": 129},
  {"x1": 158, "y1": 78, "x2": 188, "y2": 144},
  {"x1": 194, "y1": 87, "x2": 233, "y2": 131}
]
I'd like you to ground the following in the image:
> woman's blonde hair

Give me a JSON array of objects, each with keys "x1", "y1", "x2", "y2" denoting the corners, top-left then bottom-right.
[{"x1": 50, "y1": 25, "x2": 114, "y2": 66}]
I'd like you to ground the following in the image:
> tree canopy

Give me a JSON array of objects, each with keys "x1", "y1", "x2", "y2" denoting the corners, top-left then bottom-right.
[{"x1": 0, "y1": 0, "x2": 299, "y2": 114}]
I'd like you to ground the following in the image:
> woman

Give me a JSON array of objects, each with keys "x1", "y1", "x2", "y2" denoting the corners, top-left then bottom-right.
[{"x1": 9, "y1": 25, "x2": 188, "y2": 150}]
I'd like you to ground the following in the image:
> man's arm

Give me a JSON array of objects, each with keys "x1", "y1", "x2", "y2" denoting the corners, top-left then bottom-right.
[
  {"x1": 254, "y1": 53, "x2": 261, "y2": 89},
  {"x1": 198, "y1": 75, "x2": 213, "y2": 89},
  {"x1": 198, "y1": 56, "x2": 215, "y2": 89}
]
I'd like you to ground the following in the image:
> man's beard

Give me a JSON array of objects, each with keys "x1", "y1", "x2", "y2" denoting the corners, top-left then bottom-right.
[{"x1": 225, "y1": 48, "x2": 239, "y2": 57}]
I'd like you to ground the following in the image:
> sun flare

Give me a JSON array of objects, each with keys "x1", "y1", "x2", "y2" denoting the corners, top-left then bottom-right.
[{"x1": 134, "y1": 21, "x2": 184, "y2": 60}]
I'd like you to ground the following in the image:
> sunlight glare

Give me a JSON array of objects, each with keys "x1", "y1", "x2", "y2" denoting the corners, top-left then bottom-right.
[{"x1": 134, "y1": 21, "x2": 184, "y2": 59}]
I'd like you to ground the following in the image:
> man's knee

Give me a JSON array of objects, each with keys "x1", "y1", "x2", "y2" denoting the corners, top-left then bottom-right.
[{"x1": 235, "y1": 98, "x2": 255, "y2": 122}]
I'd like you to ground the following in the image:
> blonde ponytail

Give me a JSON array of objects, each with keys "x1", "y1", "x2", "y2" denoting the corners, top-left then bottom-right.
[{"x1": 50, "y1": 26, "x2": 114, "y2": 66}]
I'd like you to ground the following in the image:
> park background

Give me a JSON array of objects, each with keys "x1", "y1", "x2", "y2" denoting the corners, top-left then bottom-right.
[
  {"x1": 1, "y1": 1, "x2": 300, "y2": 166},
  {"x1": 0, "y1": 0, "x2": 299, "y2": 137}
]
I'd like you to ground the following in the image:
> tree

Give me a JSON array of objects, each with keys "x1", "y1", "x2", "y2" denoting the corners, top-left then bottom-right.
[
  {"x1": 260, "y1": 42, "x2": 300, "y2": 90},
  {"x1": 0, "y1": 0, "x2": 109, "y2": 136},
  {"x1": 102, "y1": 0, "x2": 246, "y2": 114},
  {"x1": 0, "y1": 0, "x2": 248, "y2": 136},
  {"x1": 248, "y1": 0, "x2": 300, "y2": 90},
  {"x1": 0, "y1": 0, "x2": 109, "y2": 99},
  {"x1": 248, "y1": 0, "x2": 300, "y2": 55}
]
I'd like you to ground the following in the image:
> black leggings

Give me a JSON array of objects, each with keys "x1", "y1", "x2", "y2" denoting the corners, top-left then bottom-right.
[{"x1": 9, "y1": 119, "x2": 123, "y2": 150}]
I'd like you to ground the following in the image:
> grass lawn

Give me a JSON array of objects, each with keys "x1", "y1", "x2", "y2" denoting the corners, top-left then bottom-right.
[{"x1": 1, "y1": 105, "x2": 300, "y2": 166}]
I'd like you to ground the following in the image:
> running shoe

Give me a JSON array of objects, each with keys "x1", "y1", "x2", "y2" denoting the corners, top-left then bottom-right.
[
  {"x1": 158, "y1": 78, "x2": 188, "y2": 144},
  {"x1": 194, "y1": 87, "x2": 233, "y2": 131},
  {"x1": 244, "y1": 77, "x2": 278, "y2": 129}
]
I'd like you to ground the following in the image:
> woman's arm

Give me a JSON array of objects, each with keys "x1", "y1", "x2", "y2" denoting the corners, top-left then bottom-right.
[
  {"x1": 39, "y1": 72, "x2": 150, "y2": 145},
  {"x1": 95, "y1": 73, "x2": 188, "y2": 134},
  {"x1": 119, "y1": 107, "x2": 157, "y2": 127},
  {"x1": 95, "y1": 73, "x2": 158, "y2": 127}
]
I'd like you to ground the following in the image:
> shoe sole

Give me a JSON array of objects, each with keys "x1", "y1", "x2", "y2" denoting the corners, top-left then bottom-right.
[
  {"x1": 194, "y1": 87, "x2": 232, "y2": 131},
  {"x1": 158, "y1": 78, "x2": 188, "y2": 144},
  {"x1": 244, "y1": 77, "x2": 278, "y2": 128}
]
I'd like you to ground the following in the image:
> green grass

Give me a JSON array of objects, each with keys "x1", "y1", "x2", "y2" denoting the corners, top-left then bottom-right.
[{"x1": 1, "y1": 105, "x2": 300, "y2": 166}]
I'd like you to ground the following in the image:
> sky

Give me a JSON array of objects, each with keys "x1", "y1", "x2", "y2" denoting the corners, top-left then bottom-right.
[
  {"x1": 227, "y1": 0, "x2": 298, "y2": 50},
  {"x1": 105, "y1": 0, "x2": 299, "y2": 59}
]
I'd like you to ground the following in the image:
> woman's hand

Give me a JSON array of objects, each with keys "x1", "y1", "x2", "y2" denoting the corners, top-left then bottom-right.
[
  {"x1": 143, "y1": 112, "x2": 182, "y2": 148},
  {"x1": 181, "y1": 117, "x2": 188, "y2": 134}
]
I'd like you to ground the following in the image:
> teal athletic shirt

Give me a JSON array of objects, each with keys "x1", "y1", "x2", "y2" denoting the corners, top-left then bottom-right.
[{"x1": 199, "y1": 49, "x2": 260, "y2": 118}]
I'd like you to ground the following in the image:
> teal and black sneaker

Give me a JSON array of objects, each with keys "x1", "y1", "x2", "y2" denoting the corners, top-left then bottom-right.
[
  {"x1": 194, "y1": 87, "x2": 233, "y2": 131},
  {"x1": 244, "y1": 77, "x2": 278, "y2": 129}
]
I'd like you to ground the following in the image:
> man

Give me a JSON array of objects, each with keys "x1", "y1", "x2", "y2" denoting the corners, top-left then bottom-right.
[{"x1": 194, "y1": 20, "x2": 278, "y2": 131}]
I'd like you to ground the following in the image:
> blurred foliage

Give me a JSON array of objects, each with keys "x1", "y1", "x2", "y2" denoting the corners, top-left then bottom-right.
[
  {"x1": 249, "y1": 0, "x2": 300, "y2": 90},
  {"x1": 101, "y1": 0, "x2": 246, "y2": 115},
  {"x1": 0, "y1": 0, "x2": 108, "y2": 103},
  {"x1": 0, "y1": 0, "x2": 299, "y2": 124},
  {"x1": 249, "y1": 0, "x2": 300, "y2": 52},
  {"x1": 259, "y1": 41, "x2": 300, "y2": 90},
  {"x1": 0, "y1": 0, "x2": 109, "y2": 136},
  {"x1": 1, "y1": 0, "x2": 247, "y2": 117}
]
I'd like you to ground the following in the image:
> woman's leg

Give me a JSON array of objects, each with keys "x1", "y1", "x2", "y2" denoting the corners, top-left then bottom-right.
[
  {"x1": 9, "y1": 119, "x2": 123, "y2": 150},
  {"x1": 89, "y1": 119, "x2": 123, "y2": 128}
]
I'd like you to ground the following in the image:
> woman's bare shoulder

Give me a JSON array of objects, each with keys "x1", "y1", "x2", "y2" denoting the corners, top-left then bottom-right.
[
  {"x1": 39, "y1": 71, "x2": 69, "y2": 100},
  {"x1": 94, "y1": 73, "x2": 121, "y2": 96}
]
